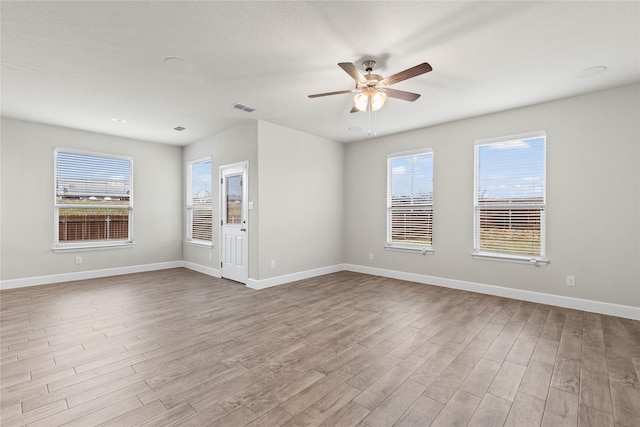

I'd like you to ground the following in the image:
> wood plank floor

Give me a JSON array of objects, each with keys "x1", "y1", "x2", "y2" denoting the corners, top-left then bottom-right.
[{"x1": 1, "y1": 268, "x2": 639, "y2": 426}]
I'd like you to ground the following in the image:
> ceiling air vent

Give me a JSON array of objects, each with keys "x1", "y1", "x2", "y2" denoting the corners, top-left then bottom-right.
[{"x1": 231, "y1": 103, "x2": 256, "y2": 113}]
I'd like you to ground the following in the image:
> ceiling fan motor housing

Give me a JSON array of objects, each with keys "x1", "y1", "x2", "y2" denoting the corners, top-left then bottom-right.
[
  {"x1": 358, "y1": 61, "x2": 385, "y2": 91},
  {"x1": 358, "y1": 74, "x2": 384, "y2": 91}
]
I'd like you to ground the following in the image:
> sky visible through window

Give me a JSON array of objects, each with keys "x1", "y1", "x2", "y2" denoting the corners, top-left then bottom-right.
[
  {"x1": 191, "y1": 159, "x2": 212, "y2": 198},
  {"x1": 390, "y1": 152, "x2": 433, "y2": 201},
  {"x1": 477, "y1": 137, "x2": 545, "y2": 200}
]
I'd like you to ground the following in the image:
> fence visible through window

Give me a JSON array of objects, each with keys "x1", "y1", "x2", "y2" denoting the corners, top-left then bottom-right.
[
  {"x1": 58, "y1": 214, "x2": 129, "y2": 241},
  {"x1": 477, "y1": 204, "x2": 543, "y2": 256},
  {"x1": 390, "y1": 208, "x2": 433, "y2": 245}
]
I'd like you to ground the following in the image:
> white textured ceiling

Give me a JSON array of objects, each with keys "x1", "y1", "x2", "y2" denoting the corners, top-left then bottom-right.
[{"x1": 1, "y1": 1, "x2": 639, "y2": 145}]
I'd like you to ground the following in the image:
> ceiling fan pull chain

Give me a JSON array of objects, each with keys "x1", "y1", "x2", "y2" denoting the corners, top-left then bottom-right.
[
  {"x1": 372, "y1": 110, "x2": 377, "y2": 137},
  {"x1": 367, "y1": 107, "x2": 378, "y2": 138}
]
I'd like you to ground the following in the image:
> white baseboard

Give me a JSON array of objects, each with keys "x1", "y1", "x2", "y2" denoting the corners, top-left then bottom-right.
[
  {"x1": 246, "y1": 264, "x2": 345, "y2": 290},
  {"x1": 0, "y1": 261, "x2": 184, "y2": 291},
  {"x1": 183, "y1": 262, "x2": 221, "y2": 278},
  {"x1": 344, "y1": 264, "x2": 640, "y2": 321},
  {"x1": 3, "y1": 260, "x2": 637, "y2": 321}
]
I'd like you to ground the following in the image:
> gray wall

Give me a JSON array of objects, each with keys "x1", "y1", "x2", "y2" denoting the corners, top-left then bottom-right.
[
  {"x1": 344, "y1": 85, "x2": 640, "y2": 308},
  {"x1": 0, "y1": 117, "x2": 183, "y2": 280},
  {"x1": 257, "y1": 121, "x2": 344, "y2": 280}
]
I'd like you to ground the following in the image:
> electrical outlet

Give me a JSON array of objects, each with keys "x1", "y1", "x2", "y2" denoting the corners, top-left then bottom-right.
[
  {"x1": 566, "y1": 276, "x2": 576, "y2": 287},
  {"x1": 369, "y1": 253, "x2": 374, "y2": 260},
  {"x1": 75, "y1": 256, "x2": 82, "y2": 265},
  {"x1": 270, "y1": 260, "x2": 275, "y2": 269}
]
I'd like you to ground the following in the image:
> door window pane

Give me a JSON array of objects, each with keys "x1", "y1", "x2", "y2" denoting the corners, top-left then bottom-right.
[{"x1": 226, "y1": 174, "x2": 243, "y2": 225}]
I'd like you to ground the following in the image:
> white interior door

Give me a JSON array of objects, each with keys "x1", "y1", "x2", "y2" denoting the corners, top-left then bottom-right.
[{"x1": 220, "y1": 162, "x2": 248, "y2": 284}]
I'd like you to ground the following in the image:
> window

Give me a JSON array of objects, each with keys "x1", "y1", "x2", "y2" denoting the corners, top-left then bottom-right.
[
  {"x1": 224, "y1": 173, "x2": 243, "y2": 225},
  {"x1": 386, "y1": 149, "x2": 434, "y2": 252},
  {"x1": 186, "y1": 157, "x2": 212, "y2": 244},
  {"x1": 54, "y1": 149, "x2": 132, "y2": 251},
  {"x1": 473, "y1": 131, "x2": 547, "y2": 263}
]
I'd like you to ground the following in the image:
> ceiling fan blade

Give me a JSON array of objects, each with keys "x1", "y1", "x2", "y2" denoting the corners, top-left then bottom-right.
[
  {"x1": 338, "y1": 62, "x2": 366, "y2": 83},
  {"x1": 384, "y1": 88, "x2": 421, "y2": 102},
  {"x1": 383, "y1": 62, "x2": 432, "y2": 86},
  {"x1": 308, "y1": 89, "x2": 355, "y2": 98}
]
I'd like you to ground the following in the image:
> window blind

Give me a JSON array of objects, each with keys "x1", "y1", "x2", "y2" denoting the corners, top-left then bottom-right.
[
  {"x1": 187, "y1": 158, "x2": 212, "y2": 243},
  {"x1": 474, "y1": 131, "x2": 546, "y2": 259},
  {"x1": 55, "y1": 149, "x2": 132, "y2": 246},
  {"x1": 387, "y1": 150, "x2": 434, "y2": 249},
  {"x1": 56, "y1": 151, "x2": 131, "y2": 199}
]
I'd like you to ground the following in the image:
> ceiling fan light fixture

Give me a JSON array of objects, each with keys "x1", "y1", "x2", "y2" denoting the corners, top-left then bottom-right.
[
  {"x1": 354, "y1": 92, "x2": 369, "y2": 111},
  {"x1": 371, "y1": 91, "x2": 387, "y2": 111},
  {"x1": 353, "y1": 89, "x2": 387, "y2": 112}
]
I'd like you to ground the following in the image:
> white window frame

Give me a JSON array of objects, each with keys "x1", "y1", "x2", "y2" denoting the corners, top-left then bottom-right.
[
  {"x1": 386, "y1": 148, "x2": 434, "y2": 254},
  {"x1": 54, "y1": 148, "x2": 133, "y2": 252},
  {"x1": 186, "y1": 157, "x2": 213, "y2": 247},
  {"x1": 473, "y1": 130, "x2": 548, "y2": 265}
]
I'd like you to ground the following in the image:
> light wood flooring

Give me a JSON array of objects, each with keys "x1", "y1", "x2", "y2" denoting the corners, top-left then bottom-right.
[{"x1": 1, "y1": 268, "x2": 639, "y2": 426}]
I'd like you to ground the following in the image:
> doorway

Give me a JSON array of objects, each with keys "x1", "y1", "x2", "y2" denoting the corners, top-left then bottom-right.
[{"x1": 220, "y1": 161, "x2": 248, "y2": 284}]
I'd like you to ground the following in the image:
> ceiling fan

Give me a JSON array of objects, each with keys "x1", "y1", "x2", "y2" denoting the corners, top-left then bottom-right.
[{"x1": 308, "y1": 60, "x2": 432, "y2": 113}]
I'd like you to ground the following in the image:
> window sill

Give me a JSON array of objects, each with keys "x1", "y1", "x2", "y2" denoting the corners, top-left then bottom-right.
[
  {"x1": 53, "y1": 241, "x2": 135, "y2": 253},
  {"x1": 385, "y1": 244, "x2": 434, "y2": 255},
  {"x1": 184, "y1": 240, "x2": 214, "y2": 249},
  {"x1": 472, "y1": 251, "x2": 549, "y2": 266}
]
